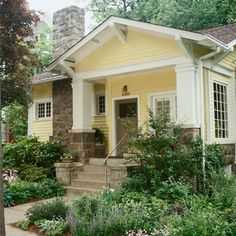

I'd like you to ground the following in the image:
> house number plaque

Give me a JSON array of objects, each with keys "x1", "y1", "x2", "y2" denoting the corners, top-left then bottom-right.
[{"x1": 122, "y1": 85, "x2": 130, "y2": 96}]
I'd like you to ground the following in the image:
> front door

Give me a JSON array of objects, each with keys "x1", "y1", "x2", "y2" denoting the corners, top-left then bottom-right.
[{"x1": 115, "y1": 98, "x2": 138, "y2": 155}]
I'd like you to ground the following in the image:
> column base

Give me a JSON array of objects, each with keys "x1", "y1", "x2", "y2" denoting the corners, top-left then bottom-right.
[{"x1": 68, "y1": 131, "x2": 95, "y2": 163}]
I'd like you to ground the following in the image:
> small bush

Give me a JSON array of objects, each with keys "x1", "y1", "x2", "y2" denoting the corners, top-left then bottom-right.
[
  {"x1": 35, "y1": 217, "x2": 68, "y2": 236},
  {"x1": 16, "y1": 220, "x2": 31, "y2": 231},
  {"x1": 18, "y1": 164, "x2": 47, "y2": 182},
  {"x1": 26, "y1": 198, "x2": 67, "y2": 224}
]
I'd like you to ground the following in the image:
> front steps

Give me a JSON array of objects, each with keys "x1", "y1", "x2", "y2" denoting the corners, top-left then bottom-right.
[
  {"x1": 65, "y1": 162, "x2": 108, "y2": 198},
  {"x1": 64, "y1": 158, "x2": 127, "y2": 198}
]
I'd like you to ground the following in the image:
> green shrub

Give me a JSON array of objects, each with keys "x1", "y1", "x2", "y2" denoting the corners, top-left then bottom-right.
[
  {"x1": 3, "y1": 179, "x2": 64, "y2": 207},
  {"x1": 3, "y1": 137, "x2": 63, "y2": 178},
  {"x1": 26, "y1": 198, "x2": 67, "y2": 224},
  {"x1": 93, "y1": 127, "x2": 105, "y2": 144},
  {"x1": 18, "y1": 164, "x2": 47, "y2": 182},
  {"x1": 155, "y1": 179, "x2": 192, "y2": 202}
]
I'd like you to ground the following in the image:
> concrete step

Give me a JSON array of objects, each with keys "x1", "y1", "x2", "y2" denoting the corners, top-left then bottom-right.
[
  {"x1": 65, "y1": 186, "x2": 103, "y2": 198},
  {"x1": 77, "y1": 172, "x2": 106, "y2": 181},
  {"x1": 83, "y1": 164, "x2": 107, "y2": 172},
  {"x1": 71, "y1": 179, "x2": 106, "y2": 189},
  {"x1": 89, "y1": 158, "x2": 125, "y2": 166}
]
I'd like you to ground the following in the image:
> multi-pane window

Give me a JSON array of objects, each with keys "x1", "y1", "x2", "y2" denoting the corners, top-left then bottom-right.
[
  {"x1": 150, "y1": 93, "x2": 176, "y2": 121},
  {"x1": 36, "y1": 101, "x2": 52, "y2": 119},
  {"x1": 213, "y1": 82, "x2": 228, "y2": 138},
  {"x1": 96, "y1": 94, "x2": 106, "y2": 115}
]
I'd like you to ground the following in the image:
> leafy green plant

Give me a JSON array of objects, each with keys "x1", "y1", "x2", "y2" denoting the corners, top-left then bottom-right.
[
  {"x1": 3, "y1": 136, "x2": 63, "y2": 178},
  {"x1": 26, "y1": 198, "x2": 67, "y2": 224},
  {"x1": 93, "y1": 127, "x2": 105, "y2": 144},
  {"x1": 18, "y1": 164, "x2": 47, "y2": 182},
  {"x1": 3, "y1": 179, "x2": 64, "y2": 207},
  {"x1": 16, "y1": 219, "x2": 31, "y2": 231},
  {"x1": 35, "y1": 217, "x2": 68, "y2": 236}
]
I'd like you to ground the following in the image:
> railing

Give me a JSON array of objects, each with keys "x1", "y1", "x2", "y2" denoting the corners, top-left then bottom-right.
[{"x1": 103, "y1": 134, "x2": 127, "y2": 190}]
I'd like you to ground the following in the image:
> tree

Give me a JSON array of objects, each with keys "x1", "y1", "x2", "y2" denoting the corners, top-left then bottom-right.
[
  {"x1": 0, "y1": 0, "x2": 38, "y2": 235},
  {"x1": 89, "y1": 0, "x2": 236, "y2": 31}
]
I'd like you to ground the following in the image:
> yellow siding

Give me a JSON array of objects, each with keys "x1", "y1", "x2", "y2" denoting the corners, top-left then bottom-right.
[
  {"x1": 31, "y1": 82, "x2": 53, "y2": 141},
  {"x1": 32, "y1": 82, "x2": 52, "y2": 99},
  {"x1": 77, "y1": 30, "x2": 183, "y2": 72},
  {"x1": 219, "y1": 50, "x2": 236, "y2": 71},
  {"x1": 31, "y1": 120, "x2": 53, "y2": 142},
  {"x1": 92, "y1": 83, "x2": 109, "y2": 152},
  {"x1": 107, "y1": 69, "x2": 176, "y2": 152}
]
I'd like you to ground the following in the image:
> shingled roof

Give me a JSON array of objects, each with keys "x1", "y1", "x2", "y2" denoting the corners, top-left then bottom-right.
[
  {"x1": 32, "y1": 72, "x2": 68, "y2": 84},
  {"x1": 200, "y1": 23, "x2": 236, "y2": 44}
]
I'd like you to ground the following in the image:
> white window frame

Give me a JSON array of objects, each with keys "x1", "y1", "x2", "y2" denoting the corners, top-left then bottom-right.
[
  {"x1": 34, "y1": 98, "x2": 53, "y2": 120},
  {"x1": 213, "y1": 80, "x2": 229, "y2": 140},
  {"x1": 95, "y1": 92, "x2": 106, "y2": 116},
  {"x1": 149, "y1": 91, "x2": 177, "y2": 121}
]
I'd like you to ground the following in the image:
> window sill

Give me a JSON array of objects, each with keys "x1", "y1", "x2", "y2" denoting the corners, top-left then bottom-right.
[{"x1": 33, "y1": 118, "x2": 53, "y2": 122}]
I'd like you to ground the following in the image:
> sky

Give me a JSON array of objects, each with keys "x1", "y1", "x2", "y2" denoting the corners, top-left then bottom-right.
[{"x1": 27, "y1": 0, "x2": 94, "y2": 33}]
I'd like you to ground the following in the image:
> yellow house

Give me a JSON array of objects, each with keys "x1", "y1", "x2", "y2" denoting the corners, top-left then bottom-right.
[{"x1": 29, "y1": 15, "x2": 236, "y2": 172}]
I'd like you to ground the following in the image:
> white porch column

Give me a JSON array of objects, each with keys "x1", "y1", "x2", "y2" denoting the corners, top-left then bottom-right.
[
  {"x1": 175, "y1": 63, "x2": 200, "y2": 127},
  {"x1": 71, "y1": 79, "x2": 93, "y2": 131}
]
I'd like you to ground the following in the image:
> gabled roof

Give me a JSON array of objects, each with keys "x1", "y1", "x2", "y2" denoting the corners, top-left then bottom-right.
[
  {"x1": 47, "y1": 16, "x2": 229, "y2": 72},
  {"x1": 32, "y1": 72, "x2": 68, "y2": 84},
  {"x1": 200, "y1": 23, "x2": 236, "y2": 44}
]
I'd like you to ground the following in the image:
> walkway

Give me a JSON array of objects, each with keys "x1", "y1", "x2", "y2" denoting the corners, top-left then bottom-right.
[{"x1": 5, "y1": 202, "x2": 37, "y2": 236}]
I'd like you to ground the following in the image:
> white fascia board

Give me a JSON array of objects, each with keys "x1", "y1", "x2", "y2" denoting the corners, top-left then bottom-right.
[
  {"x1": 228, "y1": 39, "x2": 236, "y2": 48},
  {"x1": 76, "y1": 56, "x2": 191, "y2": 80},
  {"x1": 32, "y1": 75, "x2": 68, "y2": 84},
  {"x1": 203, "y1": 61, "x2": 234, "y2": 77}
]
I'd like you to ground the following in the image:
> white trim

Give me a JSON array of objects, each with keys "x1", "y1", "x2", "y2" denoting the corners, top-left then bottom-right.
[
  {"x1": 76, "y1": 56, "x2": 191, "y2": 80},
  {"x1": 228, "y1": 39, "x2": 236, "y2": 48},
  {"x1": 27, "y1": 106, "x2": 33, "y2": 136},
  {"x1": 212, "y1": 79, "x2": 229, "y2": 140},
  {"x1": 112, "y1": 95, "x2": 140, "y2": 156},
  {"x1": 94, "y1": 91, "x2": 107, "y2": 116}
]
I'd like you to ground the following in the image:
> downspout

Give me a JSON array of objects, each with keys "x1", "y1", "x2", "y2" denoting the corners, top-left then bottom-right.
[{"x1": 198, "y1": 46, "x2": 220, "y2": 190}]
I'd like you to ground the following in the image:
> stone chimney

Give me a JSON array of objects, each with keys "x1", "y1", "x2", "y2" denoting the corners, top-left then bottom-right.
[{"x1": 53, "y1": 6, "x2": 85, "y2": 59}]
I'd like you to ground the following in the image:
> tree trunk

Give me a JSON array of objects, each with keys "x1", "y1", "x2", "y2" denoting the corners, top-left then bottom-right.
[{"x1": 0, "y1": 83, "x2": 6, "y2": 235}]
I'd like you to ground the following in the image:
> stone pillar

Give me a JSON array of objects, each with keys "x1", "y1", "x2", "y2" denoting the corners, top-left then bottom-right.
[
  {"x1": 53, "y1": 79, "x2": 73, "y2": 149},
  {"x1": 109, "y1": 165, "x2": 128, "y2": 189},
  {"x1": 68, "y1": 79, "x2": 95, "y2": 163},
  {"x1": 69, "y1": 131, "x2": 95, "y2": 163},
  {"x1": 54, "y1": 162, "x2": 83, "y2": 186}
]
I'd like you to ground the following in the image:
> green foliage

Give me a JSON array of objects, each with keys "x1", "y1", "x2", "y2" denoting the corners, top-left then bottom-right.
[
  {"x1": 34, "y1": 26, "x2": 53, "y2": 74},
  {"x1": 16, "y1": 220, "x2": 31, "y2": 231},
  {"x1": 26, "y1": 198, "x2": 67, "y2": 224},
  {"x1": 3, "y1": 102, "x2": 28, "y2": 140},
  {"x1": 35, "y1": 217, "x2": 68, "y2": 236},
  {"x1": 68, "y1": 193, "x2": 156, "y2": 235},
  {"x1": 3, "y1": 179, "x2": 64, "y2": 207},
  {"x1": 93, "y1": 127, "x2": 105, "y2": 144},
  {"x1": 124, "y1": 112, "x2": 226, "y2": 195},
  {"x1": 18, "y1": 164, "x2": 47, "y2": 182},
  {"x1": 3, "y1": 136, "x2": 63, "y2": 178},
  {"x1": 89, "y1": 0, "x2": 236, "y2": 31}
]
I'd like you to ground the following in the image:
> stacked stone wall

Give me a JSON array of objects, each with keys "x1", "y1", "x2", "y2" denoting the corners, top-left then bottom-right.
[{"x1": 53, "y1": 79, "x2": 73, "y2": 149}]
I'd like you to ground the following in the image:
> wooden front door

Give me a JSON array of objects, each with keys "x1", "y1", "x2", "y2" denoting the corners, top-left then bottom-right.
[{"x1": 115, "y1": 98, "x2": 138, "y2": 155}]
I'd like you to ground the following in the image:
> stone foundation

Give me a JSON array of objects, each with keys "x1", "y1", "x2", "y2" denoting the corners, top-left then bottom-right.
[
  {"x1": 109, "y1": 165, "x2": 128, "y2": 189},
  {"x1": 69, "y1": 131, "x2": 95, "y2": 163},
  {"x1": 220, "y1": 143, "x2": 235, "y2": 165},
  {"x1": 182, "y1": 128, "x2": 201, "y2": 143},
  {"x1": 52, "y1": 79, "x2": 73, "y2": 150},
  {"x1": 94, "y1": 144, "x2": 106, "y2": 158}
]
